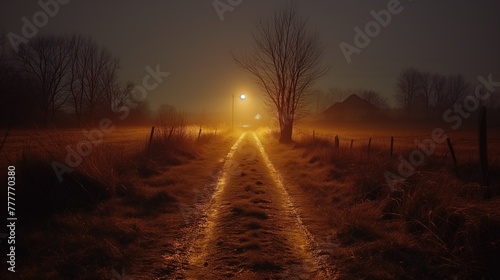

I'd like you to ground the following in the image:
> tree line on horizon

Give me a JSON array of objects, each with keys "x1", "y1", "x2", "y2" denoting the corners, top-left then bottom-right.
[
  {"x1": 316, "y1": 67, "x2": 499, "y2": 115},
  {"x1": 0, "y1": 33, "x2": 151, "y2": 128},
  {"x1": 395, "y1": 67, "x2": 499, "y2": 111},
  {"x1": 1, "y1": 31, "x2": 498, "y2": 130}
]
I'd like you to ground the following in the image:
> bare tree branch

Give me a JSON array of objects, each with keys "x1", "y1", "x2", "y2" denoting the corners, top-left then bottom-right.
[
  {"x1": 395, "y1": 67, "x2": 421, "y2": 108},
  {"x1": 233, "y1": 2, "x2": 328, "y2": 142}
]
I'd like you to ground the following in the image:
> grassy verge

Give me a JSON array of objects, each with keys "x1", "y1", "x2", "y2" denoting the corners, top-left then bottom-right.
[
  {"x1": 260, "y1": 129, "x2": 500, "y2": 280},
  {"x1": 0, "y1": 126, "x2": 234, "y2": 279}
]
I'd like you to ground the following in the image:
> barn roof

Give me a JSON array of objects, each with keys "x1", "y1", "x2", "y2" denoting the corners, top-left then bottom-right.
[{"x1": 323, "y1": 94, "x2": 377, "y2": 115}]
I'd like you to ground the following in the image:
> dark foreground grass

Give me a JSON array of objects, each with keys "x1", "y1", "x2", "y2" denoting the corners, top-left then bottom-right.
[
  {"x1": 262, "y1": 129, "x2": 500, "y2": 280},
  {"x1": 0, "y1": 126, "x2": 226, "y2": 279}
]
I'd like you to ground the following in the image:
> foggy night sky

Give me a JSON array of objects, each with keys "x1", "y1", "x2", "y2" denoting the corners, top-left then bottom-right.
[{"x1": 1, "y1": 0, "x2": 499, "y2": 115}]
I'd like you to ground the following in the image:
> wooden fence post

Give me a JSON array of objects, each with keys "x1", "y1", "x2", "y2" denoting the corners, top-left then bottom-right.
[
  {"x1": 390, "y1": 136, "x2": 394, "y2": 158},
  {"x1": 148, "y1": 126, "x2": 155, "y2": 151},
  {"x1": 479, "y1": 106, "x2": 490, "y2": 197},
  {"x1": 367, "y1": 138, "x2": 372, "y2": 153},
  {"x1": 446, "y1": 137, "x2": 458, "y2": 176}
]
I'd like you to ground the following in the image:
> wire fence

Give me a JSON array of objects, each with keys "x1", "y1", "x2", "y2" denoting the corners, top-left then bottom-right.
[
  {"x1": 2, "y1": 125, "x2": 499, "y2": 166},
  {"x1": 0, "y1": 125, "x2": 223, "y2": 165},
  {"x1": 294, "y1": 126, "x2": 500, "y2": 165}
]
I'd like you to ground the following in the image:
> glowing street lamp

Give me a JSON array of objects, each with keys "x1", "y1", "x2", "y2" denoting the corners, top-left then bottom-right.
[{"x1": 232, "y1": 93, "x2": 247, "y2": 131}]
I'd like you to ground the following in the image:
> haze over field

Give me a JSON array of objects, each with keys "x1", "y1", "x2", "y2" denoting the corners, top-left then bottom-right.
[
  {"x1": 0, "y1": 1, "x2": 500, "y2": 279},
  {"x1": 1, "y1": 0, "x2": 499, "y2": 114}
]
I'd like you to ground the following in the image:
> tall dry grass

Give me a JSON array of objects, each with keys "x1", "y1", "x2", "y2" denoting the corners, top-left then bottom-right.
[
  {"x1": 266, "y1": 128, "x2": 500, "y2": 279},
  {"x1": 11, "y1": 132, "x2": 117, "y2": 212},
  {"x1": 0, "y1": 125, "x2": 224, "y2": 279},
  {"x1": 0, "y1": 125, "x2": 220, "y2": 217}
]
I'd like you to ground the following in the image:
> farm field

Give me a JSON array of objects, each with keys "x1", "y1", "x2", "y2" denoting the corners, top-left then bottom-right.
[
  {"x1": 261, "y1": 125, "x2": 500, "y2": 279},
  {"x1": 1, "y1": 1, "x2": 499, "y2": 278},
  {"x1": 0, "y1": 125, "x2": 499, "y2": 279},
  {"x1": 0, "y1": 125, "x2": 234, "y2": 279},
  {"x1": 0, "y1": 126, "x2": 219, "y2": 164},
  {"x1": 296, "y1": 123, "x2": 500, "y2": 164}
]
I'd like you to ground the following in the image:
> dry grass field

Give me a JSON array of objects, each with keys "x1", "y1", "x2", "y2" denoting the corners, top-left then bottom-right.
[
  {"x1": 261, "y1": 126, "x2": 500, "y2": 279},
  {"x1": 0, "y1": 124, "x2": 499, "y2": 279},
  {"x1": 0, "y1": 125, "x2": 231, "y2": 279}
]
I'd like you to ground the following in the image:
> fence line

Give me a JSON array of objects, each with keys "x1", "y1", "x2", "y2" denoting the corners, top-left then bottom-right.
[
  {"x1": 294, "y1": 129, "x2": 500, "y2": 143},
  {"x1": 292, "y1": 125, "x2": 498, "y2": 189},
  {"x1": 292, "y1": 128, "x2": 500, "y2": 164}
]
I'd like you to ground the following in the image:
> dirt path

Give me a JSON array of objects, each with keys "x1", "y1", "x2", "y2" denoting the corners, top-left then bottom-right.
[{"x1": 182, "y1": 132, "x2": 331, "y2": 279}]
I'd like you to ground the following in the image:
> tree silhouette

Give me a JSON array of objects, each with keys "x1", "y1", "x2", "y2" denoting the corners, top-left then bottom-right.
[
  {"x1": 416, "y1": 71, "x2": 434, "y2": 110},
  {"x1": 67, "y1": 34, "x2": 119, "y2": 125},
  {"x1": 395, "y1": 67, "x2": 421, "y2": 108},
  {"x1": 16, "y1": 35, "x2": 73, "y2": 124},
  {"x1": 234, "y1": 3, "x2": 328, "y2": 143},
  {"x1": 445, "y1": 73, "x2": 470, "y2": 106},
  {"x1": 431, "y1": 73, "x2": 447, "y2": 110},
  {"x1": 361, "y1": 89, "x2": 388, "y2": 109}
]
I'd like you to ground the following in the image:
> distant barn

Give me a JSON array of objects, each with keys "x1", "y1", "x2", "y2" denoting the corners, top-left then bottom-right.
[{"x1": 323, "y1": 94, "x2": 381, "y2": 122}]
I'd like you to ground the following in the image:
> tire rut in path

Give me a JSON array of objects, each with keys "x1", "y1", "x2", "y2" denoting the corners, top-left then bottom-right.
[{"x1": 183, "y1": 132, "x2": 329, "y2": 279}]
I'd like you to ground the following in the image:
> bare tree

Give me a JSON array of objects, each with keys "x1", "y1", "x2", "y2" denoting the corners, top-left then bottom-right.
[
  {"x1": 0, "y1": 34, "x2": 34, "y2": 127},
  {"x1": 431, "y1": 73, "x2": 447, "y2": 109},
  {"x1": 16, "y1": 35, "x2": 72, "y2": 124},
  {"x1": 5, "y1": 33, "x2": 124, "y2": 127},
  {"x1": 80, "y1": 37, "x2": 118, "y2": 124},
  {"x1": 234, "y1": 3, "x2": 328, "y2": 142},
  {"x1": 395, "y1": 67, "x2": 421, "y2": 108},
  {"x1": 445, "y1": 74, "x2": 469, "y2": 106},
  {"x1": 108, "y1": 81, "x2": 135, "y2": 110},
  {"x1": 107, "y1": 81, "x2": 153, "y2": 124},
  {"x1": 101, "y1": 58, "x2": 120, "y2": 109},
  {"x1": 67, "y1": 34, "x2": 120, "y2": 125},
  {"x1": 361, "y1": 90, "x2": 388, "y2": 109},
  {"x1": 416, "y1": 71, "x2": 434, "y2": 110},
  {"x1": 67, "y1": 34, "x2": 84, "y2": 126}
]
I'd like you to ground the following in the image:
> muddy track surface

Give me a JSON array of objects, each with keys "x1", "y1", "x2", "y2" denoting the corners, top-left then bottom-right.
[{"x1": 175, "y1": 132, "x2": 332, "y2": 279}]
